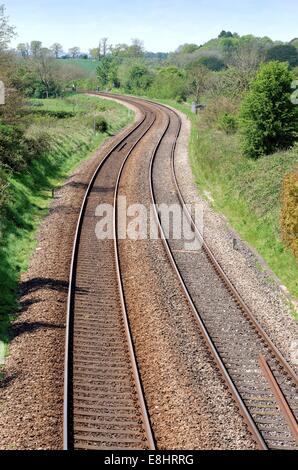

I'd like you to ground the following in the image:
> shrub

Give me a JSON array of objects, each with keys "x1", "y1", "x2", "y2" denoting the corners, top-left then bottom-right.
[
  {"x1": 0, "y1": 124, "x2": 26, "y2": 170},
  {"x1": 218, "y1": 112, "x2": 238, "y2": 134},
  {"x1": 30, "y1": 109, "x2": 75, "y2": 119},
  {"x1": 266, "y1": 44, "x2": 298, "y2": 68},
  {"x1": 240, "y1": 61, "x2": 298, "y2": 158},
  {"x1": 176, "y1": 94, "x2": 186, "y2": 103},
  {"x1": 94, "y1": 116, "x2": 108, "y2": 133},
  {"x1": 149, "y1": 67, "x2": 187, "y2": 100},
  {"x1": 201, "y1": 96, "x2": 238, "y2": 128},
  {"x1": 197, "y1": 56, "x2": 226, "y2": 71},
  {"x1": 280, "y1": 172, "x2": 298, "y2": 262}
]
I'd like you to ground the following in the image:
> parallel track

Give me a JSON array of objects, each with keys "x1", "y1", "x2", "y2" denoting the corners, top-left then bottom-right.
[
  {"x1": 64, "y1": 101, "x2": 156, "y2": 450},
  {"x1": 64, "y1": 91, "x2": 297, "y2": 450},
  {"x1": 146, "y1": 99, "x2": 298, "y2": 450}
]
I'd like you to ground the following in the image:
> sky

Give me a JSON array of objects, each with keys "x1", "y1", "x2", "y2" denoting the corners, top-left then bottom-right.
[{"x1": 6, "y1": 0, "x2": 298, "y2": 53}]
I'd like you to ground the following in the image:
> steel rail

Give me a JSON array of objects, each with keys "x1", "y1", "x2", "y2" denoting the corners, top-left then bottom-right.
[
  {"x1": 81, "y1": 92, "x2": 297, "y2": 450},
  {"x1": 145, "y1": 101, "x2": 268, "y2": 450},
  {"x1": 259, "y1": 354, "x2": 298, "y2": 445},
  {"x1": 63, "y1": 103, "x2": 155, "y2": 450}
]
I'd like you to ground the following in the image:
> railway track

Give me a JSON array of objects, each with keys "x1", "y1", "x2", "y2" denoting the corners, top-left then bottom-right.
[
  {"x1": 147, "y1": 100, "x2": 298, "y2": 450},
  {"x1": 64, "y1": 91, "x2": 297, "y2": 450},
  {"x1": 64, "y1": 101, "x2": 156, "y2": 450}
]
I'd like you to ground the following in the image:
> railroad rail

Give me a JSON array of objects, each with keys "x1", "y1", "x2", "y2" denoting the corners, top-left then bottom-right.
[
  {"x1": 63, "y1": 100, "x2": 156, "y2": 450},
  {"x1": 146, "y1": 98, "x2": 298, "y2": 450},
  {"x1": 64, "y1": 91, "x2": 297, "y2": 450}
]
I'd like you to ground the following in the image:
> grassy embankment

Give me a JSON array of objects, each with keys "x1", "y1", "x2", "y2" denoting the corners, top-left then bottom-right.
[
  {"x1": 141, "y1": 95, "x2": 298, "y2": 304},
  {"x1": 0, "y1": 94, "x2": 133, "y2": 347}
]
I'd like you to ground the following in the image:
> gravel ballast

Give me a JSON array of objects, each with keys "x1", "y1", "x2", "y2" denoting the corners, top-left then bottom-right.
[
  {"x1": 172, "y1": 107, "x2": 298, "y2": 375},
  {"x1": 117, "y1": 104, "x2": 256, "y2": 449}
]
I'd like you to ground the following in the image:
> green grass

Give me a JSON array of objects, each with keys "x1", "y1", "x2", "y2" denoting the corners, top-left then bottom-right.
[
  {"x1": 0, "y1": 94, "x2": 133, "y2": 346},
  {"x1": 59, "y1": 58, "x2": 99, "y2": 75}
]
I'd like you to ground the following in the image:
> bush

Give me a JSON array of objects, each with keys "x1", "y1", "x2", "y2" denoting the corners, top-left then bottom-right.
[
  {"x1": 201, "y1": 96, "x2": 238, "y2": 127},
  {"x1": 176, "y1": 94, "x2": 186, "y2": 103},
  {"x1": 266, "y1": 44, "x2": 298, "y2": 68},
  {"x1": 94, "y1": 116, "x2": 108, "y2": 133},
  {"x1": 0, "y1": 124, "x2": 26, "y2": 170},
  {"x1": 29, "y1": 109, "x2": 75, "y2": 119},
  {"x1": 280, "y1": 172, "x2": 298, "y2": 262},
  {"x1": 240, "y1": 61, "x2": 298, "y2": 158},
  {"x1": 218, "y1": 112, "x2": 238, "y2": 134},
  {"x1": 197, "y1": 56, "x2": 226, "y2": 71}
]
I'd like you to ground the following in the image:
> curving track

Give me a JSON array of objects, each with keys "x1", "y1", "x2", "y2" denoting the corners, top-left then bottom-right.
[
  {"x1": 64, "y1": 100, "x2": 156, "y2": 450},
  {"x1": 64, "y1": 92, "x2": 298, "y2": 450}
]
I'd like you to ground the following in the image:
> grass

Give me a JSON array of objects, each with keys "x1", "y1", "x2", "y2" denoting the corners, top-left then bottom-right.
[
  {"x1": 0, "y1": 93, "x2": 133, "y2": 347},
  {"x1": 59, "y1": 58, "x2": 99, "y2": 75}
]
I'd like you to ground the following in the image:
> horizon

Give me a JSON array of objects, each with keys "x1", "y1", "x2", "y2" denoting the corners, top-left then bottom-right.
[{"x1": 7, "y1": 0, "x2": 298, "y2": 54}]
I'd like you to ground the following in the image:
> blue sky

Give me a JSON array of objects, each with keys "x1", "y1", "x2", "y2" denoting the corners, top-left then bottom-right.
[{"x1": 6, "y1": 0, "x2": 298, "y2": 52}]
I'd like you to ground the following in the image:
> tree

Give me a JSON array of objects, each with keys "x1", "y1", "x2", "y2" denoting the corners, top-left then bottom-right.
[
  {"x1": 240, "y1": 61, "x2": 298, "y2": 158},
  {"x1": 89, "y1": 45, "x2": 101, "y2": 60},
  {"x1": 176, "y1": 43, "x2": 199, "y2": 54},
  {"x1": 68, "y1": 46, "x2": 80, "y2": 58},
  {"x1": 0, "y1": 4, "x2": 15, "y2": 51},
  {"x1": 96, "y1": 56, "x2": 119, "y2": 89},
  {"x1": 50, "y1": 43, "x2": 63, "y2": 59},
  {"x1": 30, "y1": 40, "x2": 42, "y2": 57},
  {"x1": 17, "y1": 42, "x2": 30, "y2": 57},
  {"x1": 150, "y1": 66, "x2": 187, "y2": 100},
  {"x1": 186, "y1": 64, "x2": 210, "y2": 102},
  {"x1": 126, "y1": 64, "x2": 152, "y2": 91},
  {"x1": 128, "y1": 38, "x2": 144, "y2": 58},
  {"x1": 33, "y1": 48, "x2": 60, "y2": 97},
  {"x1": 219, "y1": 30, "x2": 234, "y2": 38},
  {"x1": 266, "y1": 44, "x2": 298, "y2": 67},
  {"x1": 197, "y1": 56, "x2": 225, "y2": 71},
  {"x1": 101, "y1": 37, "x2": 108, "y2": 56}
]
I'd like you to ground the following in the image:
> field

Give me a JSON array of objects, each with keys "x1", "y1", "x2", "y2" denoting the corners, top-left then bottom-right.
[{"x1": 60, "y1": 58, "x2": 99, "y2": 75}]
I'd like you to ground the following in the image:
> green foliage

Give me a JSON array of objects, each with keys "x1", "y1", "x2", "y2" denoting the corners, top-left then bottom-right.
[
  {"x1": 266, "y1": 44, "x2": 298, "y2": 67},
  {"x1": 280, "y1": 172, "x2": 298, "y2": 262},
  {"x1": 240, "y1": 61, "x2": 298, "y2": 158},
  {"x1": 197, "y1": 56, "x2": 225, "y2": 71},
  {"x1": 177, "y1": 43, "x2": 199, "y2": 54},
  {"x1": 218, "y1": 31, "x2": 234, "y2": 38},
  {"x1": 149, "y1": 66, "x2": 186, "y2": 100},
  {"x1": 201, "y1": 96, "x2": 239, "y2": 127},
  {"x1": 94, "y1": 116, "x2": 108, "y2": 132},
  {"x1": 12, "y1": 63, "x2": 61, "y2": 98},
  {"x1": 0, "y1": 123, "x2": 25, "y2": 169},
  {"x1": 175, "y1": 95, "x2": 186, "y2": 103},
  {"x1": 218, "y1": 112, "x2": 238, "y2": 134},
  {"x1": 96, "y1": 56, "x2": 119, "y2": 89},
  {"x1": 126, "y1": 64, "x2": 153, "y2": 92}
]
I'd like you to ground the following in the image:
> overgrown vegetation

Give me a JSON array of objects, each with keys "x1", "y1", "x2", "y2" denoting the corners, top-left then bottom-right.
[
  {"x1": 240, "y1": 62, "x2": 298, "y2": 158},
  {"x1": 281, "y1": 173, "x2": 298, "y2": 262}
]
